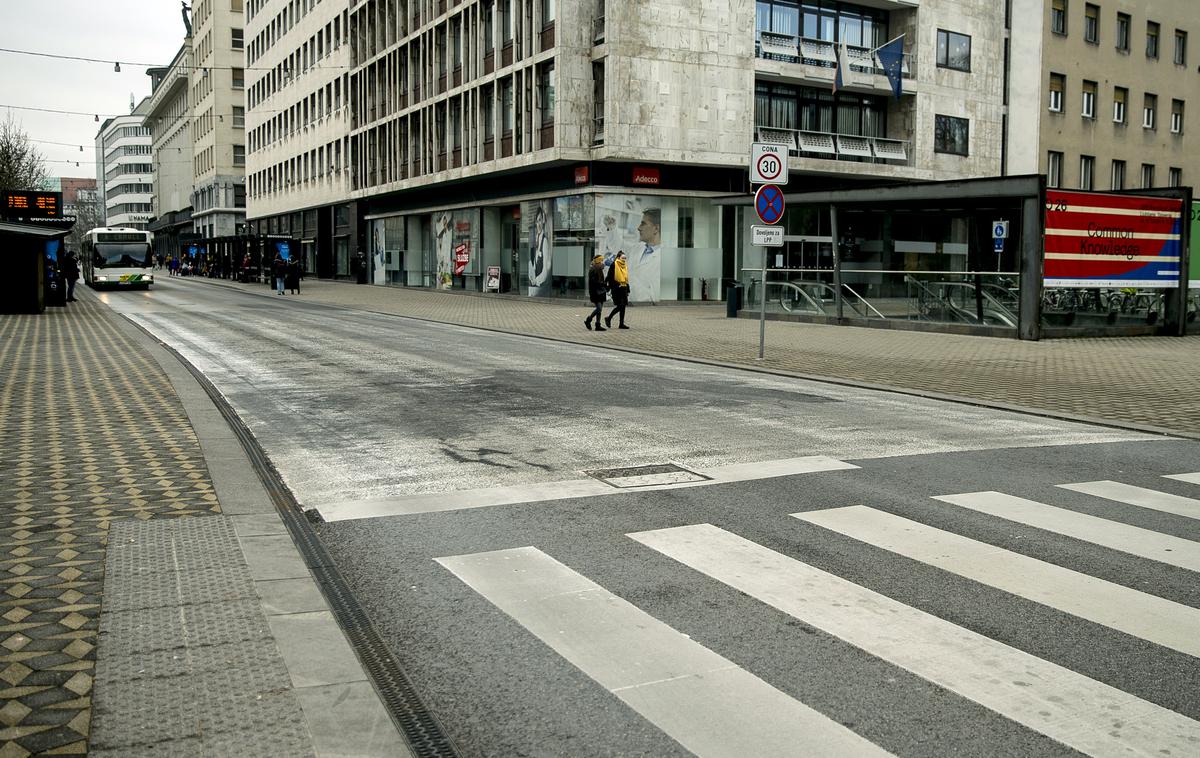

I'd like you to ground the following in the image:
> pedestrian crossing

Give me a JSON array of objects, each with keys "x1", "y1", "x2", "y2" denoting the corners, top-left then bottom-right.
[{"x1": 437, "y1": 472, "x2": 1200, "y2": 757}]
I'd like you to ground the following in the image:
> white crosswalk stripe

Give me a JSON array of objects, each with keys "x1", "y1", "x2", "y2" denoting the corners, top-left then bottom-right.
[
  {"x1": 792, "y1": 505, "x2": 1200, "y2": 657},
  {"x1": 629, "y1": 523, "x2": 1200, "y2": 758},
  {"x1": 435, "y1": 546, "x2": 892, "y2": 758},
  {"x1": 1164, "y1": 472, "x2": 1200, "y2": 485},
  {"x1": 934, "y1": 491, "x2": 1200, "y2": 572},
  {"x1": 1058, "y1": 480, "x2": 1200, "y2": 520}
]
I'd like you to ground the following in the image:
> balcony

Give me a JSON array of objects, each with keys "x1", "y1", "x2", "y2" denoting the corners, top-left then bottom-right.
[
  {"x1": 755, "y1": 126, "x2": 910, "y2": 165},
  {"x1": 756, "y1": 32, "x2": 914, "y2": 94}
]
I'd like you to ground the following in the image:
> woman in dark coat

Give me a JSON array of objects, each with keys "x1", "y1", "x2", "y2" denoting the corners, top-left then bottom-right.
[
  {"x1": 285, "y1": 258, "x2": 301, "y2": 294},
  {"x1": 583, "y1": 254, "x2": 608, "y2": 331}
]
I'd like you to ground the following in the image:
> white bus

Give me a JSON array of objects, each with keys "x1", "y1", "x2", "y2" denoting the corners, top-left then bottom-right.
[{"x1": 81, "y1": 227, "x2": 154, "y2": 289}]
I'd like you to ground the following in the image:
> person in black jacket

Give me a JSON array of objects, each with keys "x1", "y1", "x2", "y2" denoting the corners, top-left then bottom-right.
[
  {"x1": 272, "y1": 254, "x2": 287, "y2": 295},
  {"x1": 584, "y1": 255, "x2": 608, "y2": 331},
  {"x1": 62, "y1": 252, "x2": 81, "y2": 302},
  {"x1": 285, "y1": 257, "x2": 301, "y2": 294}
]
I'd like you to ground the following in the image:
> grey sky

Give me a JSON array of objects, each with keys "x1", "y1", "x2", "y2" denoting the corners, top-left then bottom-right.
[{"x1": 1, "y1": 1, "x2": 186, "y2": 178}]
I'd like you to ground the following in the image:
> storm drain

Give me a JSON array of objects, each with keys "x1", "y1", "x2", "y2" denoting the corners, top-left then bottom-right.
[{"x1": 584, "y1": 462, "x2": 711, "y2": 488}]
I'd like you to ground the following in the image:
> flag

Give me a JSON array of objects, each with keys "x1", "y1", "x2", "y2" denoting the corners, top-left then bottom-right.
[
  {"x1": 832, "y1": 37, "x2": 848, "y2": 94},
  {"x1": 874, "y1": 35, "x2": 905, "y2": 100}
]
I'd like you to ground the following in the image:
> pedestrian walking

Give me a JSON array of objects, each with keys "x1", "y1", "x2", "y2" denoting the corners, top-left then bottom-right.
[
  {"x1": 286, "y1": 257, "x2": 301, "y2": 294},
  {"x1": 62, "y1": 252, "x2": 80, "y2": 302},
  {"x1": 272, "y1": 253, "x2": 287, "y2": 295},
  {"x1": 584, "y1": 254, "x2": 608, "y2": 331},
  {"x1": 604, "y1": 250, "x2": 630, "y2": 329}
]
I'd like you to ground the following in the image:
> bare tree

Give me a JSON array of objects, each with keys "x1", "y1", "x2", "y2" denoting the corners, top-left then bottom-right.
[
  {"x1": 66, "y1": 190, "x2": 104, "y2": 253},
  {"x1": 0, "y1": 115, "x2": 49, "y2": 191}
]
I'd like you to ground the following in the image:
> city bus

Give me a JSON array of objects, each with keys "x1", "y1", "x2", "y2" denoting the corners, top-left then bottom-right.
[{"x1": 81, "y1": 227, "x2": 154, "y2": 289}]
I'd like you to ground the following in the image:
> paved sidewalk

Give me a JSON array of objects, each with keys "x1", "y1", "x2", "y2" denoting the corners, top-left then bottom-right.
[
  {"x1": 207, "y1": 277, "x2": 1199, "y2": 437},
  {"x1": 0, "y1": 297, "x2": 407, "y2": 757}
]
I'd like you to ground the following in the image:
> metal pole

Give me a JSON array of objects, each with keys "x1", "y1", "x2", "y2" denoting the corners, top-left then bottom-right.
[
  {"x1": 758, "y1": 244, "x2": 767, "y2": 359},
  {"x1": 830, "y1": 204, "x2": 844, "y2": 320}
]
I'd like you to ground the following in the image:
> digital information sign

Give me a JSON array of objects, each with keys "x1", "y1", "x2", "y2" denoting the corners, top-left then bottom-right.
[
  {"x1": 1044, "y1": 189, "x2": 1183, "y2": 288},
  {"x1": 1, "y1": 191, "x2": 62, "y2": 222}
]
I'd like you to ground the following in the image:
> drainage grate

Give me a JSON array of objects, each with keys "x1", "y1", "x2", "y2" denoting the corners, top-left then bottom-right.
[{"x1": 585, "y1": 462, "x2": 711, "y2": 488}]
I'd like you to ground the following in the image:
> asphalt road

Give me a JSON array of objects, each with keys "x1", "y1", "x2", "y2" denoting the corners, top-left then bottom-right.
[{"x1": 107, "y1": 278, "x2": 1200, "y2": 757}]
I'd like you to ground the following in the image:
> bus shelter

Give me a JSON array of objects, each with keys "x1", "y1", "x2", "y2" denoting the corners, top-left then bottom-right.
[
  {"x1": 0, "y1": 220, "x2": 71, "y2": 314},
  {"x1": 717, "y1": 175, "x2": 1193, "y2": 340}
]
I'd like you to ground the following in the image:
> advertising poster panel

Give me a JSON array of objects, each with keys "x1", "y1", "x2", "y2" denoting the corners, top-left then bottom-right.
[
  {"x1": 433, "y1": 211, "x2": 476, "y2": 288},
  {"x1": 595, "y1": 194, "x2": 662, "y2": 303},
  {"x1": 526, "y1": 200, "x2": 553, "y2": 297},
  {"x1": 1190, "y1": 201, "x2": 1199, "y2": 288},
  {"x1": 1044, "y1": 190, "x2": 1183, "y2": 288},
  {"x1": 371, "y1": 219, "x2": 387, "y2": 285}
]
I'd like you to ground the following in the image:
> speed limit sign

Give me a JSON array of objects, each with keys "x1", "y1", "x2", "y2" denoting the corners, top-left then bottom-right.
[{"x1": 750, "y1": 142, "x2": 789, "y2": 185}]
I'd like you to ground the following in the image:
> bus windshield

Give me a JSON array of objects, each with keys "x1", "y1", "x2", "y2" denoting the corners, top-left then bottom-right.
[{"x1": 93, "y1": 243, "x2": 150, "y2": 268}]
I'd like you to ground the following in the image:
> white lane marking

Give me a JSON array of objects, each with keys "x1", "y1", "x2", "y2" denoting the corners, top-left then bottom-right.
[
  {"x1": 934, "y1": 491, "x2": 1200, "y2": 573},
  {"x1": 793, "y1": 506, "x2": 1200, "y2": 658},
  {"x1": 629, "y1": 524, "x2": 1200, "y2": 758},
  {"x1": 317, "y1": 456, "x2": 858, "y2": 521},
  {"x1": 1163, "y1": 472, "x2": 1200, "y2": 485},
  {"x1": 1058, "y1": 480, "x2": 1200, "y2": 520},
  {"x1": 435, "y1": 546, "x2": 891, "y2": 758}
]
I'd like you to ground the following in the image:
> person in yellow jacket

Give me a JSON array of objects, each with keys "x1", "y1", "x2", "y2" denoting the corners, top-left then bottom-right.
[{"x1": 604, "y1": 250, "x2": 631, "y2": 329}]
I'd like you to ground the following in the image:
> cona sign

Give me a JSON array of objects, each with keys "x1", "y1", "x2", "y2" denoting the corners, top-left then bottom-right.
[{"x1": 1044, "y1": 189, "x2": 1183, "y2": 288}]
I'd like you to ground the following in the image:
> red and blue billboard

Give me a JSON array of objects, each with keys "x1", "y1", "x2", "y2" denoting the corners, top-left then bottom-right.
[{"x1": 1044, "y1": 190, "x2": 1183, "y2": 288}]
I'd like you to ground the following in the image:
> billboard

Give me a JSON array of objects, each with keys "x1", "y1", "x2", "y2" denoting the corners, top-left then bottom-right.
[{"x1": 1044, "y1": 190, "x2": 1183, "y2": 288}]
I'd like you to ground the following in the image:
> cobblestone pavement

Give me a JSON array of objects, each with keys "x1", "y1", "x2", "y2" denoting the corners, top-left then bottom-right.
[
  {"x1": 210, "y1": 277, "x2": 1200, "y2": 436},
  {"x1": 0, "y1": 299, "x2": 220, "y2": 756}
]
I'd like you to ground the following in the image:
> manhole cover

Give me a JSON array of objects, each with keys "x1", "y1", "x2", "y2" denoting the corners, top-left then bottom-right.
[{"x1": 584, "y1": 463, "x2": 711, "y2": 488}]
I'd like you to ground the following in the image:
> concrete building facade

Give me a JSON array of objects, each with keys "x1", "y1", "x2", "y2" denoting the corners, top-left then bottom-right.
[
  {"x1": 1007, "y1": 0, "x2": 1194, "y2": 190},
  {"x1": 145, "y1": 44, "x2": 197, "y2": 261},
  {"x1": 95, "y1": 101, "x2": 154, "y2": 229},
  {"x1": 243, "y1": 2, "x2": 1096, "y2": 302}
]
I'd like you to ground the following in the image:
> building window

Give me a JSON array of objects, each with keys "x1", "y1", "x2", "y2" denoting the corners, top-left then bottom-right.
[
  {"x1": 1141, "y1": 163, "x2": 1155, "y2": 188},
  {"x1": 1168, "y1": 167, "x2": 1182, "y2": 187},
  {"x1": 1051, "y1": 0, "x2": 1067, "y2": 35},
  {"x1": 537, "y1": 64, "x2": 555, "y2": 126},
  {"x1": 1048, "y1": 73, "x2": 1064, "y2": 112},
  {"x1": 934, "y1": 114, "x2": 969, "y2": 155},
  {"x1": 500, "y1": 78, "x2": 513, "y2": 133},
  {"x1": 1113, "y1": 86, "x2": 1127, "y2": 123},
  {"x1": 1079, "y1": 155, "x2": 1094, "y2": 190},
  {"x1": 1176, "y1": 30, "x2": 1188, "y2": 65},
  {"x1": 232, "y1": 28, "x2": 244, "y2": 49},
  {"x1": 1110, "y1": 159, "x2": 1125, "y2": 190},
  {"x1": 1116, "y1": 13, "x2": 1130, "y2": 51},
  {"x1": 1143, "y1": 93, "x2": 1156, "y2": 129},
  {"x1": 1084, "y1": 4, "x2": 1099, "y2": 43},
  {"x1": 500, "y1": 0, "x2": 513, "y2": 44},
  {"x1": 232, "y1": 67, "x2": 244, "y2": 88},
  {"x1": 1146, "y1": 21, "x2": 1159, "y2": 58},
  {"x1": 1081, "y1": 80, "x2": 1096, "y2": 118},
  {"x1": 1047, "y1": 150, "x2": 1063, "y2": 188},
  {"x1": 1171, "y1": 99, "x2": 1184, "y2": 133},
  {"x1": 541, "y1": 0, "x2": 555, "y2": 25},
  {"x1": 936, "y1": 29, "x2": 971, "y2": 71},
  {"x1": 233, "y1": 106, "x2": 244, "y2": 128},
  {"x1": 233, "y1": 145, "x2": 245, "y2": 166}
]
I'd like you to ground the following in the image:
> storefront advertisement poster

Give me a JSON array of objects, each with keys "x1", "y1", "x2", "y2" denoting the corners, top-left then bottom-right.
[
  {"x1": 372, "y1": 220, "x2": 386, "y2": 285},
  {"x1": 433, "y1": 211, "x2": 475, "y2": 288},
  {"x1": 595, "y1": 194, "x2": 662, "y2": 303},
  {"x1": 527, "y1": 200, "x2": 553, "y2": 297}
]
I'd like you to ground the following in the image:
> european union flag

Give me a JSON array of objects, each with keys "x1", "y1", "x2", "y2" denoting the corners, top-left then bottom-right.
[{"x1": 875, "y1": 35, "x2": 906, "y2": 100}]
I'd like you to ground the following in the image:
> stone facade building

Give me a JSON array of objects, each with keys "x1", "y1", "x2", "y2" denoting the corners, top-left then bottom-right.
[{"x1": 95, "y1": 101, "x2": 154, "y2": 230}]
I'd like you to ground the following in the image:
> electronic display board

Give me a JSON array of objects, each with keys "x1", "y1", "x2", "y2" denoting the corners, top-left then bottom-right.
[{"x1": 1, "y1": 191, "x2": 62, "y2": 220}]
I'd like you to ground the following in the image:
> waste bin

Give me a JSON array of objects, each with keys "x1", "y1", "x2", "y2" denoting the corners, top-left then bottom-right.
[{"x1": 726, "y1": 282, "x2": 743, "y2": 318}]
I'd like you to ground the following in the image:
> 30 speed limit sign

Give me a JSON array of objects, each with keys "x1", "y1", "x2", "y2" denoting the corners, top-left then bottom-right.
[{"x1": 750, "y1": 142, "x2": 789, "y2": 185}]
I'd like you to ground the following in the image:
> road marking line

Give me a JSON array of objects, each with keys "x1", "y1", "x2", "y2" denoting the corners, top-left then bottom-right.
[
  {"x1": 793, "y1": 505, "x2": 1200, "y2": 658},
  {"x1": 628, "y1": 523, "x2": 1200, "y2": 757},
  {"x1": 934, "y1": 491, "x2": 1200, "y2": 573},
  {"x1": 1164, "y1": 472, "x2": 1200, "y2": 485},
  {"x1": 316, "y1": 455, "x2": 858, "y2": 521},
  {"x1": 435, "y1": 546, "x2": 891, "y2": 758},
  {"x1": 1058, "y1": 480, "x2": 1200, "y2": 520}
]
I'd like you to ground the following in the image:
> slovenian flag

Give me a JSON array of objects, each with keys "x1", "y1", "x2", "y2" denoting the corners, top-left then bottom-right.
[{"x1": 832, "y1": 37, "x2": 848, "y2": 94}]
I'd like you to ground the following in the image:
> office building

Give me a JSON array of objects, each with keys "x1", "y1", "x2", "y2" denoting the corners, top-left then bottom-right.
[{"x1": 95, "y1": 101, "x2": 154, "y2": 229}]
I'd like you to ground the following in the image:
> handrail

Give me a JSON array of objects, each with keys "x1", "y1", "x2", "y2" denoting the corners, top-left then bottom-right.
[
  {"x1": 840, "y1": 283, "x2": 887, "y2": 319},
  {"x1": 905, "y1": 275, "x2": 1018, "y2": 327},
  {"x1": 776, "y1": 281, "x2": 829, "y2": 315}
]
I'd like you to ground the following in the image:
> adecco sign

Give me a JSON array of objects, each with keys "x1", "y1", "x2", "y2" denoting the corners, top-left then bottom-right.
[{"x1": 1044, "y1": 189, "x2": 1184, "y2": 288}]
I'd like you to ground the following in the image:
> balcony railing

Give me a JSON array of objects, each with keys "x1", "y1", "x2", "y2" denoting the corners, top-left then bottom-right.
[
  {"x1": 757, "y1": 32, "x2": 914, "y2": 80},
  {"x1": 756, "y1": 126, "x2": 910, "y2": 165}
]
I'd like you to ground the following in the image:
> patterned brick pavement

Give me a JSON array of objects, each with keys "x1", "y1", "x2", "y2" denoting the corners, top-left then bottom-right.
[
  {"x1": 222, "y1": 277, "x2": 1200, "y2": 435},
  {"x1": 0, "y1": 299, "x2": 220, "y2": 757}
]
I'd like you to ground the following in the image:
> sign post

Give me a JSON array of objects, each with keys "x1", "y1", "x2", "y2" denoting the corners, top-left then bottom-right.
[
  {"x1": 750, "y1": 143, "x2": 789, "y2": 186},
  {"x1": 992, "y1": 220, "x2": 1009, "y2": 271},
  {"x1": 752, "y1": 184, "x2": 786, "y2": 359}
]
